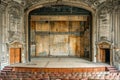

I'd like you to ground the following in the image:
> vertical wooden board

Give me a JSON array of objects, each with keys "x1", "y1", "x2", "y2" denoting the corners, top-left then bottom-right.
[
  {"x1": 100, "y1": 49, "x2": 105, "y2": 62},
  {"x1": 59, "y1": 35, "x2": 69, "y2": 55},
  {"x1": 31, "y1": 21, "x2": 36, "y2": 30},
  {"x1": 76, "y1": 36, "x2": 81, "y2": 57},
  {"x1": 69, "y1": 35, "x2": 81, "y2": 56},
  {"x1": 10, "y1": 48, "x2": 15, "y2": 64},
  {"x1": 83, "y1": 29, "x2": 90, "y2": 58},
  {"x1": 36, "y1": 35, "x2": 49, "y2": 56},
  {"x1": 59, "y1": 21, "x2": 69, "y2": 32},
  {"x1": 36, "y1": 21, "x2": 50, "y2": 31},
  {"x1": 50, "y1": 35, "x2": 69, "y2": 56},
  {"x1": 15, "y1": 48, "x2": 21, "y2": 63},
  {"x1": 70, "y1": 21, "x2": 80, "y2": 32},
  {"x1": 35, "y1": 21, "x2": 40, "y2": 31},
  {"x1": 84, "y1": 29, "x2": 90, "y2": 47},
  {"x1": 80, "y1": 36, "x2": 84, "y2": 57},
  {"x1": 50, "y1": 21, "x2": 68, "y2": 32},
  {"x1": 80, "y1": 21, "x2": 85, "y2": 32},
  {"x1": 69, "y1": 35, "x2": 77, "y2": 56},
  {"x1": 50, "y1": 21, "x2": 59, "y2": 32}
]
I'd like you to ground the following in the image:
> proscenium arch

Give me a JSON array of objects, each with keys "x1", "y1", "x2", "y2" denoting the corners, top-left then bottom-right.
[{"x1": 25, "y1": 1, "x2": 96, "y2": 62}]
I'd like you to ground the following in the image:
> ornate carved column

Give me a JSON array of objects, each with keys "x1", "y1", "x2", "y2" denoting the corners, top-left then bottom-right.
[{"x1": 113, "y1": 5, "x2": 120, "y2": 68}]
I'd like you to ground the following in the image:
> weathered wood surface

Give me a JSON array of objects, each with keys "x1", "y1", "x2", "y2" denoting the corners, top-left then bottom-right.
[
  {"x1": 31, "y1": 17, "x2": 89, "y2": 57},
  {"x1": 31, "y1": 15, "x2": 88, "y2": 21}
]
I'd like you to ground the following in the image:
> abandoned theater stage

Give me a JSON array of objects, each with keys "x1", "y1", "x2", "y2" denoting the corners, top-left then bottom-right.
[
  {"x1": 8, "y1": 6, "x2": 111, "y2": 72},
  {"x1": 10, "y1": 57, "x2": 110, "y2": 72}
]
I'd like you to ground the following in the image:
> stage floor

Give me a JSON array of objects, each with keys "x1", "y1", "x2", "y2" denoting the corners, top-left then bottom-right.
[{"x1": 10, "y1": 57, "x2": 110, "y2": 68}]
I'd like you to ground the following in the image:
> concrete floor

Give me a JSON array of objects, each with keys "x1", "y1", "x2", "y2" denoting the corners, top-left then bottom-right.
[{"x1": 10, "y1": 57, "x2": 110, "y2": 68}]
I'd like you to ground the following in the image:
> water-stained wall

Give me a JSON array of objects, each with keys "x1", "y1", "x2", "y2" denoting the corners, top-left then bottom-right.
[{"x1": 30, "y1": 19, "x2": 90, "y2": 57}]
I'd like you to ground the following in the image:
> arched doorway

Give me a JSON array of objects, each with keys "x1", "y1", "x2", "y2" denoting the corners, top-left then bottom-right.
[
  {"x1": 28, "y1": 5, "x2": 92, "y2": 60},
  {"x1": 97, "y1": 42, "x2": 111, "y2": 64},
  {"x1": 8, "y1": 42, "x2": 22, "y2": 64}
]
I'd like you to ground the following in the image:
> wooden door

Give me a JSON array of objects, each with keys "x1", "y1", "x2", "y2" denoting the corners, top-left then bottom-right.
[
  {"x1": 100, "y1": 48, "x2": 105, "y2": 62},
  {"x1": 10, "y1": 48, "x2": 21, "y2": 64},
  {"x1": 15, "y1": 48, "x2": 21, "y2": 63}
]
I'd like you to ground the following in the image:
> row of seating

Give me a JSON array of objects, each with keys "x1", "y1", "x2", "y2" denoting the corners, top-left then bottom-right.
[
  {"x1": 0, "y1": 70, "x2": 120, "y2": 80},
  {"x1": 0, "y1": 66, "x2": 120, "y2": 80}
]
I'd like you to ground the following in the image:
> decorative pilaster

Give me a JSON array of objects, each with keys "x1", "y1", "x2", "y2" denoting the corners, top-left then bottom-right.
[{"x1": 0, "y1": 2, "x2": 7, "y2": 70}]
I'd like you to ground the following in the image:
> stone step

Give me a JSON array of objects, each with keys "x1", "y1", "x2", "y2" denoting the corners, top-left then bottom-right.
[
  {"x1": 2, "y1": 66, "x2": 13, "y2": 72},
  {"x1": 107, "y1": 66, "x2": 119, "y2": 73},
  {"x1": 3, "y1": 67, "x2": 13, "y2": 70}
]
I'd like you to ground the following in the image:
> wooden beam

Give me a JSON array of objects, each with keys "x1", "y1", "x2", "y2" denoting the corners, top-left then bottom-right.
[
  {"x1": 31, "y1": 15, "x2": 88, "y2": 21},
  {"x1": 13, "y1": 67, "x2": 107, "y2": 72}
]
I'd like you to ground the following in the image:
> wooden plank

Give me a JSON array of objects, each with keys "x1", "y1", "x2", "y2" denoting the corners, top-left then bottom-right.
[
  {"x1": 31, "y1": 15, "x2": 88, "y2": 21},
  {"x1": 50, "y1": 21, "x2": 69, "y2": 32},
  {"x1": 10, "y1": 48, "x2": 21, "y2": 64},
  {"x1": 100, "y1": 49, "x2": 105, "y2": 62},
  {"x1": 13, "y1": 67, "x2": 107, "y2": 72},
  {"x1": 70, "y1": 21, "x2": 81, "y2": 32},
  {"x1": 32, "y1": 20, "x2": 89, "y2": 57},
  {"x1": 36, "y1": 35, "x2": 50, "y2": 56},
  {"x1": 35, "y1": 21, "x2": 50, "y2": 31},
  {"x1": 10, "y1": 48, "x2": 15, "y2": 64},
  {"x1": 15, "y1": 48, "x2": 21, "y2": 63},
  {"x1": 50, "y1": 35, "x2": 69, "y2": 56}
]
